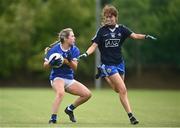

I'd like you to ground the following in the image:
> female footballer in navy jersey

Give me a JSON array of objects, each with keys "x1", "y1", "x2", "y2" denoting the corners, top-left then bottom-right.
[
  {"x1": 44, "y1": 28, "x2": 91, "y2": 124},
  {"x1": 79, "y1": 5, "x2": 156, "y2": 125}
]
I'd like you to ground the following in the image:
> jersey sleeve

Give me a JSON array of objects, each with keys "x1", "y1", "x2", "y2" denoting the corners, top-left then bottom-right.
[
  {"x1": 91, "y1": 28, "x2": 101, "y2": 45},
  {"x1": 121, "y1": 25, "x2": 133, "y2": 38},
  {"x1": 71, "y1": 46, "x2": 80, "y2": 61},
  {"x1": 44, "y1": 48, "x2": 56, "y2": 62}
]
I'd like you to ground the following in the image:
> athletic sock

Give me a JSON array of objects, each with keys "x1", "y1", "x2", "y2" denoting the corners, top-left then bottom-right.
[
  {"x1": 67, "y1": 104, "x2": 76, "y2": 111},
  {"x1": 51, "y1": 114, "x2": 57, "y2": 121},
  {"x1": 128, "y1": 113, "x2": 133, "y2": 118},
  {"x1": 128, "y1": 112, "x2": 139, "y2": 124}
]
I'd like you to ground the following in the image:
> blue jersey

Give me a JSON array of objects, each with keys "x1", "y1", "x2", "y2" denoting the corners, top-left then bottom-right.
[
  {"x1": 92, "y1": 24, "x2": 133, "y2": 65},
  {"x1": 45, "y1": 42, "x2": 80, "y2": 80}
]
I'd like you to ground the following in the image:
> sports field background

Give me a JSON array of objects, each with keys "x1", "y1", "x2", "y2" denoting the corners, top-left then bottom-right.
[
  {"x1": 0, "y1": 0, "x2": 180, "y2": 127},
  {"x1": 0, "y1": 88, "x2": 180, "y2": 127}
]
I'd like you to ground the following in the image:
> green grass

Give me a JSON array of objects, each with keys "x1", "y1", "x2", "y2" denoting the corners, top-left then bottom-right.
[{"x1": 0, "y1": 88, "x2": 180, "y2": 127}]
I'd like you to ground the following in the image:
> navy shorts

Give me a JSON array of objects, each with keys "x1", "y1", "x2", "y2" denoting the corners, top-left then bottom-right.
[{"x1": 98, "y1": 61, "x2": 125, "y2": 78}]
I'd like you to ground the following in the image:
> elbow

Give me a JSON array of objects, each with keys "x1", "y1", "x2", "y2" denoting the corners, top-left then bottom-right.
[
  {"x1": 130, "y1": 33, "x2": 140, "y2": 39},
  {"x1": 43, "y1": 62, "x2": 50, "y2": 69},
  {"x1": 134, "y1": 35, "x2": 138, "y2": 39},
  {"x1": 43, "y1": 63, "x2": 46, "y2": 68},
  {"x1": 131, "y1": 33, "x2": 145, "y2": 40},
  {"x1": 131, "y1": 34, "x2": 138, "y2": 39},
  {"x1": 72, "y1": 65, "x2": 78, "y2": 71}
]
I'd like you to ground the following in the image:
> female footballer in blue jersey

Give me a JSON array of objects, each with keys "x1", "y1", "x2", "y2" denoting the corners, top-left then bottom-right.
[
  {"x1": 44, "y1": 28, "x2": 91, "y2": 124},
  {"x1": 79, "y1": 5, "x2": 156, "y2": 125}
]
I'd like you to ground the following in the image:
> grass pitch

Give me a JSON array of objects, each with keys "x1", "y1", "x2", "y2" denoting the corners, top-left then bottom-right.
[{"x1": 0, "y1": 88, "x2": 180, "y2": 127}]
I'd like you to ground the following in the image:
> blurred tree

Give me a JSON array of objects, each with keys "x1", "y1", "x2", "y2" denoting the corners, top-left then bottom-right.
[
  {"x1": 0, "y1": 0, "x2": 35, "y2": 78},
  {"x1": 113, "y1": 0, "x2": 180, "y2": 72},
  {"x1": 0, "y1": 0, "x2": 96, "y2": 80}
]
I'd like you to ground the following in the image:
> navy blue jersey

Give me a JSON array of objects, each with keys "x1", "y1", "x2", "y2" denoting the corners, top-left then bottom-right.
[
  {"x1": 92, "y1": 24, "x2": 133, "y2": 65},
  {"x1": 45, "y1": 42, "x2": 80, "y2": 80}
]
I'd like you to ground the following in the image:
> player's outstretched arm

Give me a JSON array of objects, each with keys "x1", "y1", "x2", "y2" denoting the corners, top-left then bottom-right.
[
  {"x1": 130, "y1": 33, "x2": 157, "y2": 40},
  {"x1": 78, "y1": 43, "x2": 98, "y2": 60},
  {"x1": 86, "y1": 43, "x2": 98, "y2": 55}
]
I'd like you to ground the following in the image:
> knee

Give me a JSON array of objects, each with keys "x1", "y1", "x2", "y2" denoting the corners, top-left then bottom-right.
[
  {"x1": 56, "y1": 91, "x2": 65, "y2": 99},
  {"x1": 83, "y1": 90, "x2": 92, "y2": 99},
  {"x1": 118, "y1": 87, "x2": 127, "y2": 96}
]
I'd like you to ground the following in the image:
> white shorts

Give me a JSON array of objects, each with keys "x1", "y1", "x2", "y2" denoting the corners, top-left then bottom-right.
[{"x1": 50, "y1": 77, "x2": 75, "y2": 89}]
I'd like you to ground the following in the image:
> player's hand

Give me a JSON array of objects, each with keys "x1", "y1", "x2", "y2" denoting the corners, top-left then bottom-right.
[
  {"x1": 66, "y1": 50, "x2": 72, "y2": 62},
  {"x1": 49, "y1": 56, "x2": 56, "y2": 65},
  {"x1": 77, "y1": 52, "x2": 88, "y2": 60},
  {"x1": 145, "y1": 35, "x2": 157, "y2": 40},
  {"x1": 95, "y1": 66, "x2": 102, "y2": 79},
  {"x1": 49, "y1": 56, "x2": 63, "y2": 67}
]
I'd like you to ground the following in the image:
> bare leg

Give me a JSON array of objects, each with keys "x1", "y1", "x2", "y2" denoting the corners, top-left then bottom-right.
[
  {"x1": 120, "y1": 74, "x2": 125, "y2": 81},
  {"x1": 64, "y1": 80, "x2": 91, "y2": 122},
  {"x1": 106, "y1": 73, "x2": 139, "y2": 124},
  {"x1": 51, "y1": 79, "x2": 65, "y2": 114},
  {"x1": 106, "y1": 73, "x2": 132, "y2": 113},
  {"x1": 66, "y1": 80, "x2": 91, "y2": 107},
  {"x1": 105, "y1": 74, "x2": 125, "y2": 92},
  {"x1": 105, "y1": 77, "x2": 118, "y2": 92},
  {"x1": 49, "y1": 79, "x2": 65, "y2": 123}
]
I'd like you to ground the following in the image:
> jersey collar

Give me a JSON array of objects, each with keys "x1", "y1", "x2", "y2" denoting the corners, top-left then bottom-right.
[
  {"x1": 60, "y1": 43, "x2": 70, "y2": 52},
  {"x1": 109, "y1": 24, "x2": 119, "y2": 32}
]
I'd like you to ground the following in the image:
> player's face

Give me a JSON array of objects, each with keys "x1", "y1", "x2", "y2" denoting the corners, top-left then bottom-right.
[
  {"x1": 104, "y1": 14, "x2": 116, "y2": 26},
  {"x1": 66, "y1": 31, "x2": 75, "y2": 45}
]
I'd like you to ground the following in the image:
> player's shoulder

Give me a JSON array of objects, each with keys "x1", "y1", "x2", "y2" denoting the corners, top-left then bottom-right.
[
  {"x1": 52, "y1": 41, "x2": 60, "y2": 48},
  {"x1": 70, "y1": 44, "x2": 79, "y2": 52},
  {"x1": 118, "y1": 24, "x2": 131, "y2": 29},
  {"x1": 96, "y1": 25, "x2": 107, "y2": 33},
  {"x1": 100, "y1": 25, "x2": 108, "y2": 31},
  {"x1": 118, "y1": 24, "x2": 126, "y2": 28},
  {"x1": 46, "y1": 42, "x2": 60, "y2": 56}
]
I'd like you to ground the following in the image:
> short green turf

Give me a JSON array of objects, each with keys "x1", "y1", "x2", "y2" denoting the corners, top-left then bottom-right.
[{"x1": 0, "y1": 88, "x2": 180, "y2": 127}]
